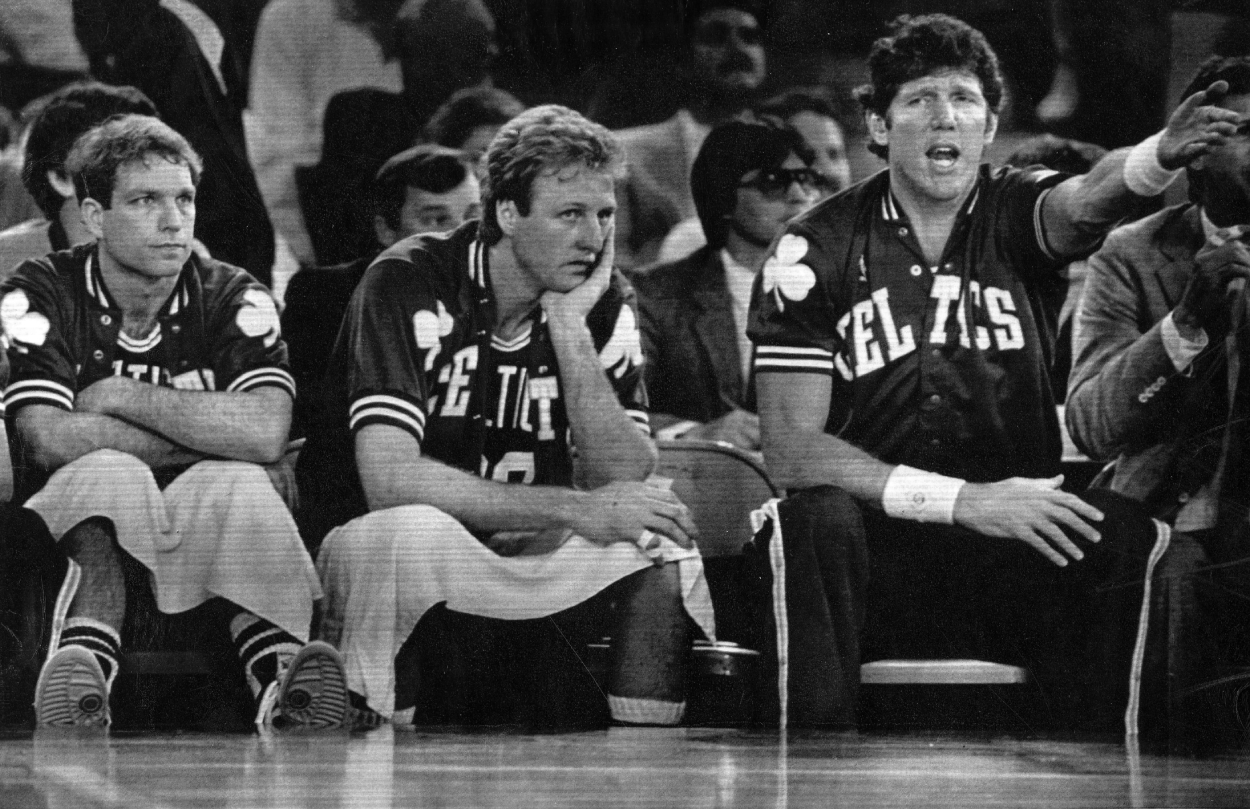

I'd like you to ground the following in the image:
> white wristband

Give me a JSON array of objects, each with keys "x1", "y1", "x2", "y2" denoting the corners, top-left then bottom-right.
[
  {"x1": 881, "y1": 465, "x2": 965, "y2": 525},
  {"x1": 1123, "y1": 132, "x2": 1179, "y2": 197}
]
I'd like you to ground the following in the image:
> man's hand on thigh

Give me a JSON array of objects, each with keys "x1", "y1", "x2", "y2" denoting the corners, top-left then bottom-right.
[
  {"x1": 954, "y1": 476, "x2": 1105, "y2": 567},
  {"x1": 570, "y1": 481, "x2": 698, "y2": 551}
]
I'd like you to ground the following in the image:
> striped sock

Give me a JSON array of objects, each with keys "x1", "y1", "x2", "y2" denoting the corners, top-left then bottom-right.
[
  {"x1": 229, "y1": 613, "x2": 301, "y2": 701},
  {"x1": 59, "y1": 617, "x2": 121, "y2": 689}
]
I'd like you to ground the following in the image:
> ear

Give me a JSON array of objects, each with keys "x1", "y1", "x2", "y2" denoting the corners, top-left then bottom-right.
[
  {"x1": 866, "y1": 111, "x2": 890, "y2": 150},
  {"x1": 373, "y1": 214, "x2": 398, "y2": 248},
  {"x1": 46, "y1": 170, "x2": 75, "y2": 201},
  {"x1": 496, "y1": 199, "x2": 518, "y2": 237},
  {"x1": 80, "y1": 196, "x2": 105, "y2": 240},
  {"x1": 983, "y1": 110, "x2": 999, "y2": 146}
]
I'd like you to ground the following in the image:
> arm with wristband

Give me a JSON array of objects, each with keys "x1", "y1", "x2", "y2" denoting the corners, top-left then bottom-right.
[
  {"x1": 757, "y1": 371, "x2": 1103, "y2": 568},
  {"x1": 1039, "y1": 80, "x2": 1239, "y2": 258}
]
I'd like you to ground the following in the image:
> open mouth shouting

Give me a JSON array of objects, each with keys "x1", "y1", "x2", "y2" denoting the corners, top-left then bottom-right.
[{"x1": 926, "y1": 144, "x2": 961, "y2": 170}]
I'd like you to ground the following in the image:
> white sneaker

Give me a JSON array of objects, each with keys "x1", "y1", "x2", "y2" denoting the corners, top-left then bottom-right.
[
  {"x1": 35, "y1": 645, "x2": 110, "y2": 728},
  {"x1": 255, "y1": 641, "x2": 348, "y2": 729}
]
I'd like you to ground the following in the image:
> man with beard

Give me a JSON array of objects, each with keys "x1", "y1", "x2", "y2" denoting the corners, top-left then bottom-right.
[
  {"x1": 1067, "y1": 56, "x2": 1250, "y2": 719},
  {"x1": 612, "y1": 0, "x2": 767, "y2": 270}
]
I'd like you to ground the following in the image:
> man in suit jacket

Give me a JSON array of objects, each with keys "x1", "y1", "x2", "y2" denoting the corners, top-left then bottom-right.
[
  {"x1": 1068, "y1": 56, "x2": 1250, "y2": 543},
  {"x1": 613, "y1": 1, "x2": 766, "y2": 271},
  {"x1": 1067, "y1": 57, "x2": 1250, "y2": 705},
  {"x1": 631, "y1": 120, "x2": 819, "y2": 451}
]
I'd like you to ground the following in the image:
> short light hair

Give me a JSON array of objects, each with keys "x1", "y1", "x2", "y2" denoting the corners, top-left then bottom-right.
[
  {"x1": 66, "y1": 114, "x2": 202, "y2": 209},
  {"x1": 479, "y1": 105, "x2": 623, "y2": 245}
]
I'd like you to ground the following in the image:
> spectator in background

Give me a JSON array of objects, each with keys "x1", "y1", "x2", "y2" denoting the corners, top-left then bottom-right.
[
  {"x1": 632, "y1": 121, "x2": 819, "y2": 451},
  {"x1": 613, "y1": 0, "x2": 768, "y2": 270},
  {"x1": 295, "y1": 89, "x2": 419, "y2": 268},
  {"x1": 0, "y1": 105, "x2": 42, "y2": 236},
  {"x1": 423, "y1": 86, "x2": 526, "y2": 177},
  {"x1": 0, "y1": 0, "x2": 88, "y2": 112},
  {"x1": 657, "y1": 85, "x2": 854, "y2": 263},
  {"x1": 757, "y1": 87, "x2": 853, "y2": 200},
  {"x1": 73, "y1": 0, "x2": 275, "y2": 284},
  {"x1": 283, "y1": 144, "x2": 479, "y2": 438},
  {"x1": 393, "y1": 0, "x2": 498, "y2": 129},
  {"x1": 0, "y1": 82, "x2": 157, "y2": 281},
  {"x1": 1003, "y1": 134, "x2": 1108, "y2": 401},
  {"x1": 246, "y1": 0, "x2": 404, "y2": 266}
]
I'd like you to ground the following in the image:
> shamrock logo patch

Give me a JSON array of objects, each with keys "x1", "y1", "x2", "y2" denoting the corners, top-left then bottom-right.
[
  {"x1": 236, "y1": 288, "x2": 281, "y2": 347},
  {"x1": 0, "y1": 290, "x2": 50, "y2": 350},
  {"x1": 413, "y1": 300, "x2": 455, "y2": 371},
  {"x1": 599, "y1": 305, "x2": 643, "y2": 379},
  {"x1": 761, "y1": 234, "x2": 817, "y2": 310}
]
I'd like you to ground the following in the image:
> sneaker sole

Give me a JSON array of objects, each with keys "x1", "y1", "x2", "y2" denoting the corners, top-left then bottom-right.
[
  {"x1": 35, "y1": 646, "x2": 109, "y2": 728},
  {"x1": 277, "y1": 641, "x2": 348, "y2": 729}
]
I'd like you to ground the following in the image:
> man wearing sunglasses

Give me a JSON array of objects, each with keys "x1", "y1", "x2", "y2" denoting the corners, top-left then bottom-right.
[
  {"x1": 632, "y1": 120, "x2": 818, "y2": 452},
  {"x1": 612, "y1": 1, "x2": 767, "y2": 271},
  {"x1": 746, "y1": 13, "x2": 1239, "y2": 730}
]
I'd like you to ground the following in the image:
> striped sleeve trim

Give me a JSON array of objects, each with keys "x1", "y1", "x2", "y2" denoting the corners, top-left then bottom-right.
[
  {"x1": 3, "y1": 379, "x2": 75, "y2": 412},
  {"x1": 626, "y1": 408, "x2": 651, "y2": 436},
  {"x1": 227, "y1": 367, "x2": 296, "y2": 399},
  {"x1": 1033, "y1": 187, "x2": 1059, "y2": 262},
  {"x1": 753, "y1": 345, "x2": 836, "y2": 375},
  {"x1": 349, "y1": 394, "x2": 427, "y2": 442}
]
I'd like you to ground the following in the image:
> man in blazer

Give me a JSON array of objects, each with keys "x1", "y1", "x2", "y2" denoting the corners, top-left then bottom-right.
[
  {"x1": 1067, "y1": 56, "x2": 1250, "y2": 718},
  {"x1": 631, "y1": 120, "x2": 819, "y2": 450},
  {"x1": 613, "y1": 1, "x2": 766, "y2": 270}
]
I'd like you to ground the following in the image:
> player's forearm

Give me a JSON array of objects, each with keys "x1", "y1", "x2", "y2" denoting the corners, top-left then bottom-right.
[
  {"x1": 548, "y1": 314, "x2": 655, "y2": 487},
  {"x1": 1041, "y1": 148, "x2": 1151, "y2": 257},
  {"x1": 761, "y1": 418, "x2": 893, "y2": 503},
  {"x1": 81, "y1": 380, "x2": 291, "y2": 464},
  {"x1": 15, "y1": 405, "x2": 202, "y2": 471},
  {"x1": 355, "y1": 426, "x2": 588, "y2": 534},
  {"x1": 0, "y1": 423, "x2": 13, "y2": 502}
]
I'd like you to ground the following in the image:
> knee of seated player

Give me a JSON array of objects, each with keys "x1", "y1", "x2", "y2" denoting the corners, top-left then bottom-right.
[
  {"x1": 781, "y1": 485, "x2": 866, "y2": 554},
  {"x1": 56, "y1": 448, "x2": 154, "y2": 486},
  {"x1": 323, "y1": 504, "x2": 469, "y2": 564}
]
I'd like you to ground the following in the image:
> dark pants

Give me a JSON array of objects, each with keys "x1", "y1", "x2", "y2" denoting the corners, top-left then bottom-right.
[{"x1": 746, "y1": 487, "x2": 1230, "y2": 736}]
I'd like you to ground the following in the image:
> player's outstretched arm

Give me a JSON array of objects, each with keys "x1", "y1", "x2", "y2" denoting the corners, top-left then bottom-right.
[
  {"x1": 15, "y1": 403, "x2": 204, "y2": 472},
  {"x1": 759, "y1": 372, "x2": 1103, "y2": 567},
  {"x1": 1041, "y1": 80, "x2": 1239, "y2": 257},
  {"x1": 355, "y1": 423, "x2": 695, "y2": 548},
  {"x1": 73, "y1": 378, "x2": 292, "y2": 465}
]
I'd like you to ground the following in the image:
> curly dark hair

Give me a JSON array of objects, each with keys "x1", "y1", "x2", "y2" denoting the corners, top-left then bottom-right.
[
  {"x1": 21, "y1": 82, "x2": 158, "y2": 219},
  {"x1": 853, "y1": 14, "x2": 1003, "y2": 159},
  {"x1": 1180, "y1": 55, "x2": 1250, "y2": 203},
  {"x1": 479, "y1": 105, "x2": 623, "y2": 245}
]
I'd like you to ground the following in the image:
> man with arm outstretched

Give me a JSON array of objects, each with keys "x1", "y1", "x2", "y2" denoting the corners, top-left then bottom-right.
[{"x1": 747, "y1": 14, "x2": 1238, "y2": 729}]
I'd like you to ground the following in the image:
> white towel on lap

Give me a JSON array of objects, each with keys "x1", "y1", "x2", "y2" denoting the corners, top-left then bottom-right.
[
  {"x1": 26, "y1": 449, "x2": 321, "y2": 641},
  {"x1": 317, "y1": 504, "x2": 715, "y2": 717}
]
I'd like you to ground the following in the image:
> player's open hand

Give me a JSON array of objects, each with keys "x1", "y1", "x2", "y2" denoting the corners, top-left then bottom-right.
[
  {"x1": 953, "y1": 475, "x2": 1103, "y2": 567},
  {"x1": 570, "y1": 479, "x2": 698, "y2": 551},
  {"x1": 1158, "y1": 80, "x2": 1240, "y2": 170},
  {"x1": 541, "y1": 223, "x2": 615, "y2": 324}
]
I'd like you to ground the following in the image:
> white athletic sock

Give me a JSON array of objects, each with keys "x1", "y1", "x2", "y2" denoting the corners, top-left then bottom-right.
[{"x1": 608, "y1": 695, "x2": 686, "y2": 726}]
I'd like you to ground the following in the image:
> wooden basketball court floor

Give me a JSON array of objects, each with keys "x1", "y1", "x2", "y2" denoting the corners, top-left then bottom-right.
[{"x1": 2, "y1": 726, "x2": 1248, "y2": 808}]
